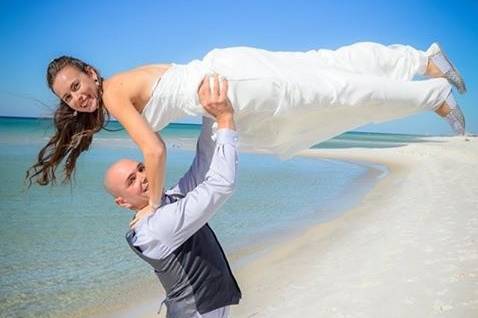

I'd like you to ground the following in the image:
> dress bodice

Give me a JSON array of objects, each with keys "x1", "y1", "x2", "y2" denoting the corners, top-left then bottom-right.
[{"x1": 141, "y1": 60, "x2": 210, "y2": 132}]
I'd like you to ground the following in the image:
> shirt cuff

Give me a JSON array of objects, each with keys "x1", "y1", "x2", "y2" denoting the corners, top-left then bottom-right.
[{"x1": 215, "y1": 128, "x2": 239, "y2": 145}]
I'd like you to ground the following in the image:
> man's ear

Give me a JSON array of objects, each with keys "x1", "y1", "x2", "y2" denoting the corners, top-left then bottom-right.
[{"x1": 115, "y1": 197, "x2": 133, "y2": 209}]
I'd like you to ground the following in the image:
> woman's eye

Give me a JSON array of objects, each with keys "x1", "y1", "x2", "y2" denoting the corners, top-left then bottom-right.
[
  {"x1": 65, "y1": 95, "x2": 71, "y2": 102},
  {"x1": 74, "y1": 82, "x2": 80, "y2": 90}
]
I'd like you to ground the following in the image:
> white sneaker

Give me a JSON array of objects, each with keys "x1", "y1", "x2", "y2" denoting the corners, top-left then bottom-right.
[
  {"x1": 428, "y1": 42, "x2": 467, "y2": 94},
  {"x1": 443, "y1": 93, "x2": 466, "y2": 135}
]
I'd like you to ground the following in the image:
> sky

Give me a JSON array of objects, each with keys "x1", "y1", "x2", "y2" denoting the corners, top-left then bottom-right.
[{"x1": 0, "y1": 0, "x2": 477, "y2": 135}]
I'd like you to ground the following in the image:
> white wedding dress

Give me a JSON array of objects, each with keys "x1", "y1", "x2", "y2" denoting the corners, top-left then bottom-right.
[{"x1": 142, "y1": 42, "x2": 451, "y2": 158}]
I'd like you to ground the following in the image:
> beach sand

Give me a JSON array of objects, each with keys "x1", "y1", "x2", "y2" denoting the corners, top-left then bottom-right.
[{"x1": 232, "y1": 135, "x2": 478, "y2": 318}]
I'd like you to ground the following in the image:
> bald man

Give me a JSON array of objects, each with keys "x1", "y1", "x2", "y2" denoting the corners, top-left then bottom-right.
[{"x1": 104, "y1": 78, "x2": 241, "y2": 318}]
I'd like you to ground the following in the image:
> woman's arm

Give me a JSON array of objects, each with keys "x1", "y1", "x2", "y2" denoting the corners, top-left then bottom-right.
[{"x1": 103, "y1": 84, "x2": 166, "y2": 210}]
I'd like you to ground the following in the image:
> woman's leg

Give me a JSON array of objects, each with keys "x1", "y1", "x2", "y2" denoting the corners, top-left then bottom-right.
[
  {"x1": 291, "y1": 69, "x2": 452, "y2": 121},
  {"x1": 307, "y1": 42, "x2": 431, "y2": 81},
  {"x1": 305, "y1": 43, "x2": 464, "y2": 132}
]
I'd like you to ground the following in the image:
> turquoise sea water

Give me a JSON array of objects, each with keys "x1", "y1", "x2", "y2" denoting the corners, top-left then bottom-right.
[{"x1": 0, "y1": 117, "x2": 424, "y2": 318}]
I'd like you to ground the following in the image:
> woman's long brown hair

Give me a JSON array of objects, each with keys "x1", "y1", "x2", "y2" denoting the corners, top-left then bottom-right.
[{"x1": 26, "y1": 56, "x2": 110, "y2": 186}]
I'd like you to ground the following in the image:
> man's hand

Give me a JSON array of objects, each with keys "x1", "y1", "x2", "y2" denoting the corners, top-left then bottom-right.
[{"x1": 198, "y1": 74, "x2": 235, "y2": 130}]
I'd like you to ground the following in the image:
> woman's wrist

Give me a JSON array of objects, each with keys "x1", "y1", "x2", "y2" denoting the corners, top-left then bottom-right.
[{"x1": 149, "y1": 201, "x2": 161, "y2": 210}]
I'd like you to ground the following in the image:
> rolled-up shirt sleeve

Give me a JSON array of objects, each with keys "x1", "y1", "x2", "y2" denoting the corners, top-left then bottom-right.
[{"x1": 142, "y1": 128, "x2": 239, "y2": 251}]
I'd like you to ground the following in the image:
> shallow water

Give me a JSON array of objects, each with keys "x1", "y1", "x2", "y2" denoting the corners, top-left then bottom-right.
[{"x1": 0, "y1": 117, "x2": 401, "y2": 317}]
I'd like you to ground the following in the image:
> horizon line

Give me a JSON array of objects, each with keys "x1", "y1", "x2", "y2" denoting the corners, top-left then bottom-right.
[{"x1": 0, "y1": 115, "x2": 438, "y2": 137}]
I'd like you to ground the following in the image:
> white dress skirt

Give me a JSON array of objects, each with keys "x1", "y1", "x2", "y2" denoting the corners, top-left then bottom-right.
[{"x1": 142, "y1": 42, "x2": 451, "y2": 158}]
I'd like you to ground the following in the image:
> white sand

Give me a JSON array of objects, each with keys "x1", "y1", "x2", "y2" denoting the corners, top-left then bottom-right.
[{"x1": 232, "y1": 136, "x2": 478, "y2": 318}]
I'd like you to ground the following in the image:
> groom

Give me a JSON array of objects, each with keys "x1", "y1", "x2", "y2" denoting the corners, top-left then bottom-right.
[{"x1": 103, "y1": 77, "x2": 241, "y2": 318}]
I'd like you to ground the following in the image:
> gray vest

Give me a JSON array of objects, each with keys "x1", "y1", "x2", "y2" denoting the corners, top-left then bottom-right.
[{"x1": 125, "y1": 195, "x2": 241, "y2": 318}]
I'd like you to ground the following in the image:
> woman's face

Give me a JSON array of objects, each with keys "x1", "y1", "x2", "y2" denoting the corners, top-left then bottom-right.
[{"x1": 52, "y1": 65, "x2": 100, "y2": 113}]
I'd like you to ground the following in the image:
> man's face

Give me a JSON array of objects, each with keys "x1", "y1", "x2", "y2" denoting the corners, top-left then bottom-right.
[{"x1": 104, "y1": 159, "x2": 150, "y2": 210}]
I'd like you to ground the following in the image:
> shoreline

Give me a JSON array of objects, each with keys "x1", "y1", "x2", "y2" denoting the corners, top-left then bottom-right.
[
  {"x1": 233, "y1": 136, "x2": 478, "y2": 318},
  {"x1": 231, "y1": 143, "x2": 409, "y2": 318},
  {"x1": 93, "y1": 151, "x2": 388, "y2": 318},
  {"x1": 92, "y1": 135, "x2": 477, "y2": 318}
]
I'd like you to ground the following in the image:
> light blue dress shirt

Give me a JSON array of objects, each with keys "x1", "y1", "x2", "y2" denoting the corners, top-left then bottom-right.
[
  {"x1": 132, "y1": 117, "x2": 238, "y2": 260},
  {"x1": 131, "y1": 118, "x2": 238, "y2": 318}
]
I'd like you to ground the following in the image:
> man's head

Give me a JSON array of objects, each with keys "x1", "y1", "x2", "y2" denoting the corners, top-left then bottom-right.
[{"x1": 104, "y1": 159, "x2": 150, "y2": 211}]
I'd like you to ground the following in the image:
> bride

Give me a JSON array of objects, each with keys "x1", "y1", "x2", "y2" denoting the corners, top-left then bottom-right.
[{"x1": 26, "y1": 41, "x2": 466, "y2": 213}]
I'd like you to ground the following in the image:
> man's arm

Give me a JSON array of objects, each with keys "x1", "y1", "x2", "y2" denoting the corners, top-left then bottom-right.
[
  {"x1": 142, "y1": 127, "x2": 238, "y2": 250},
  {"x1": 142, "y1": 75, "x2": 237, "y2": 251},
  {"x1": 167, "y1": 116, "x2": 216, "y2": 195},
  {"x1": 164, "y1": 74, "x2": 235, "y2": 196}
]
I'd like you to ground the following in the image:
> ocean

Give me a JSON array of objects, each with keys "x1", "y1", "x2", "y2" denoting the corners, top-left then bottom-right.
[{"x1": 0, "y1": 117, "x2": 427, "y2": 317}]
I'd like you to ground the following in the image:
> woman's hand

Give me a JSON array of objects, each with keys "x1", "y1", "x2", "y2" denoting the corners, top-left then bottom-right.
[
  {"x1": 129, "y1": 204, "x2": 154, "y2": 228},
  {"x1": 198, "y1": 74, "x2": 235, "y2": 129}
]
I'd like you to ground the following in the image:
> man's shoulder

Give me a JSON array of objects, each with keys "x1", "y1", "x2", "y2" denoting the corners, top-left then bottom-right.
[
  {"x1": 128, "y1": 220, "x2": 160, "y2": 250},
  {"x1": 162, "y1": 191, "x2": 186, "y2": 205}
]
